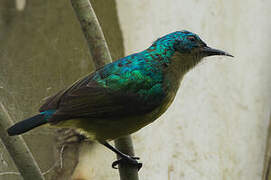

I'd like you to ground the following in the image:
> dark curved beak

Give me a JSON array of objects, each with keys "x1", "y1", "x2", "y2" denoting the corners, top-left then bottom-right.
[{"x1": 201, "y1": 46, "x2": 234, "y2": 57}]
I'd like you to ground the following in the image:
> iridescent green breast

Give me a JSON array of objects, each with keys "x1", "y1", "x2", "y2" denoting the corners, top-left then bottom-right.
[{"x1": 92, "y1": 52, "x2": 168, "y2": 110}]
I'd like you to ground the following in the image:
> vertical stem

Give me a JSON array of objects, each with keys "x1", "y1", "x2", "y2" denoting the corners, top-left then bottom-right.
[
  {"x1": 70, "y1": 0, "x2": 112, "y2": 68},
  {"x1": 70, "y1": 0, "x2": 139, "y2": 179},
  {"x1": 262, "y1": 114, "x2": 271, "y2": 180},
  {"x1": 115, "y1": 136, "x2": 140, "y2": 180},
  {"x1": 0, "y1": 102, "x2": 45, "y2": 180}
]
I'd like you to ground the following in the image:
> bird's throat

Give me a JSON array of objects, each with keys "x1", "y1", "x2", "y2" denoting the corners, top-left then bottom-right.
[{"x1": 163, "y1": 52, "x2": 201, "y2": 93}]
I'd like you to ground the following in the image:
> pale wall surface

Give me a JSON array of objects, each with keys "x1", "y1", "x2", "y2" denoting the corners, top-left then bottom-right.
[{"x1": 114, "y1": 1, "x2": 271, "y2": 180}]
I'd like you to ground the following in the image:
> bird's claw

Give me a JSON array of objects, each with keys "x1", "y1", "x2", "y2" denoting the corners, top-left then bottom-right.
[{"x1": 112, "y1": 156, "x2": 142, "y2": 171}]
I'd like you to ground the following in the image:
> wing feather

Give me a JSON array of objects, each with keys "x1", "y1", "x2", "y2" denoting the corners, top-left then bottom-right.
[{"x1": 39, "y1": 54, "x2": 166, "y2": 123}]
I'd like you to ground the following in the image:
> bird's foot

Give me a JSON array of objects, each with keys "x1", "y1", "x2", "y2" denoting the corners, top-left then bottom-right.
[{"x1": 112, "y1": 156, "x2": 142, "y2": 171}]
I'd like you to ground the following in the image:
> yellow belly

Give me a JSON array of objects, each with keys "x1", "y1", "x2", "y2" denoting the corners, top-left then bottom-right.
[{"x1": 53, "y1": 90, "x2": 177, "y2": 142}]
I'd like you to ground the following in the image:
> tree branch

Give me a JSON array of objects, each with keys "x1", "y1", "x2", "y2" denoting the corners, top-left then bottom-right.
[
  {"x1": 70, "y1": 0, "x2": 139, "y2": 179},
  {"x1": 262, "y1": 114, "x2": 271, "y2": 180},
  {"x1": 0, "y1": 102, "x2": 45, "y2": 180},
  {"x1": 70, "y1": 0, "x2": 112, "y2": 68},
  {"x1": 115, "y1": 136, "x2": 140, "y2": 180}
]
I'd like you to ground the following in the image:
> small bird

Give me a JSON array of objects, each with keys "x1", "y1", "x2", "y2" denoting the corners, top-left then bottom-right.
[{"x1": 7, "y1": 30, "x2": 233, "y2": 170}]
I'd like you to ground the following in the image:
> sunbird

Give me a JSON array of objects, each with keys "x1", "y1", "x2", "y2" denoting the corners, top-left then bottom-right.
[{"x1": 7, "y1": 30, "x2": 233, "y2": 170}]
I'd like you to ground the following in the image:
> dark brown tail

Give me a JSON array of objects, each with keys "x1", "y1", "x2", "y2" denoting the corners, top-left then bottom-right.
[{"x1": 7, "y1": 114, "x2": 47, "y2": 136}]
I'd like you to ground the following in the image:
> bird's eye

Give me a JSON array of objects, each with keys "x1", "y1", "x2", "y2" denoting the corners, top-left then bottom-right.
[{"x1": 187, "y1": 36, "x2": 196, "y2": 42}]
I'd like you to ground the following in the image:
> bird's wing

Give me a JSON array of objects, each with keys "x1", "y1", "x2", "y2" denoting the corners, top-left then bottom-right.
[
  {"x1": 39, "y1": 56, "x2": 166, "y2": 123},
  {"x1": 39, "y1": 74, "x2": 91, "y2": 112}
]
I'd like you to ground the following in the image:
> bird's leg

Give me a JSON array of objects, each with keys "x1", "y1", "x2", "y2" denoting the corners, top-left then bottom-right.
[{"x1": 101, "y1": 141, "x2": 142, "y2": 171}]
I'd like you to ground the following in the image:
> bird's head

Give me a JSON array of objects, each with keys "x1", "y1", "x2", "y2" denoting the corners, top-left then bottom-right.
[
  {"x1": 172, "y1": 30, "x2": 233, "y2": 58},
  {"x1": 148, "y1": 30, "x2": 233, "y2": 71}
]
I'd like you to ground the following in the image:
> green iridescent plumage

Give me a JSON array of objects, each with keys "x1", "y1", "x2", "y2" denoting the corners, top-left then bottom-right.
[{"x1": 7, "y1": 30, "x2": 232, "y2": 169}]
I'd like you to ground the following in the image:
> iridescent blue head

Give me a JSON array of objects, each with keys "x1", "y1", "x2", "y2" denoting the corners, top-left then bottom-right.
[{"x1": 153, "y1": 30, "x2": 233, "y2": 58}]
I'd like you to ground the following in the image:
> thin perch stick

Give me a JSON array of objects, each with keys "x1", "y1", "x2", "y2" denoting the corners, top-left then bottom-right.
[
  {"x1": 262, "y1": 114, "x2": 271, "y2": 180},
  {"x1": 0, "y1": 102, "x2": 45, "y2": 180},
  {"x1": 70, "y1": 0, "x2": 112, "y2": 68},
  {"x1": 70, "y1": 0, "x2": 139, "y2": 179},
  {"x1": 115, "y1": 136, "x2": 140, "y2": 180}
]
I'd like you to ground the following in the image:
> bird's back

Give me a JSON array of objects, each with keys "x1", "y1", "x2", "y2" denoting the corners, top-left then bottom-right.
[{"x1": 40, "y1": 51, "x2": 170, "y2": 122}]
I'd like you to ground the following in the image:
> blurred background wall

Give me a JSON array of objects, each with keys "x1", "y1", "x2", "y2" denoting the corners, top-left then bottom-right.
[
  {"x1": 0, "y1": 0, "x2": 123, "y2": 179},
  {"x1": 113, "y1": 1, "x2": 271, "y2": 180},
  {"x1": 0, "y1": 0, "x2": 271, "y2": 180}
]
